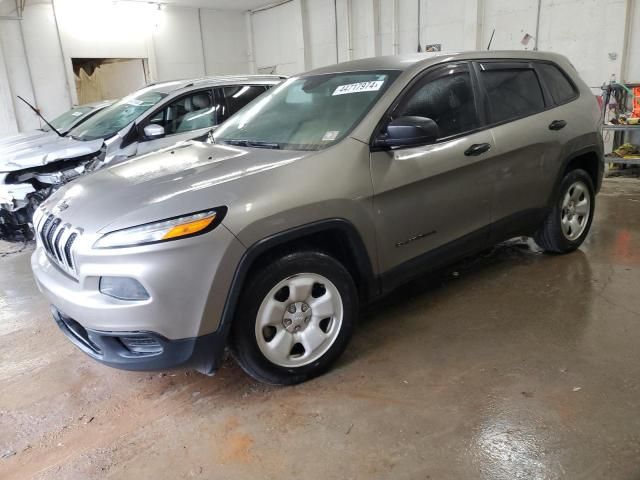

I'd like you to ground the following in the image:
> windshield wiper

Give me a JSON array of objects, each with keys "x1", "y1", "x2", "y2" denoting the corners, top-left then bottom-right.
[
  {"x1": 221, "y1": 139, "x2": 249, "y2": 147},
  {"x1": 248, "y1": 141, "x2": 280, "y2": 149},
  {"x1": 222, "y1": 139, "x2": 281, "y2": 149},
  {"x1": 17, "y1": 96, "x2": 64, "y2": 137}
]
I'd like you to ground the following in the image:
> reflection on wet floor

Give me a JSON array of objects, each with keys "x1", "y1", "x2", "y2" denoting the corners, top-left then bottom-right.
[{"x1": 1, "y1": 178, "x2": 640, "y2": 479}]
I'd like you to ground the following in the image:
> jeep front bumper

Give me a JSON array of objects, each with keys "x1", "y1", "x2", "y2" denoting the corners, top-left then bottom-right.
[
  {"x1": 51, "y1": 307, "x2": 225, "y2": 373},
  {"x1": 31, "y1": 224, "x2": 245, "y2": 373}
]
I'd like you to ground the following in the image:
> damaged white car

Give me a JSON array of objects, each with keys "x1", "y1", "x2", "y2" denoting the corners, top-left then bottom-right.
[
  {"x1": 0, "y1": 75, "x2": 284, "y2": 239},
  {"x1": 0, "y1": 99, "x2": 113, "y2": 239},
  {"x1": 0, "y1": 99, "x2": 113, "y2": 148}
]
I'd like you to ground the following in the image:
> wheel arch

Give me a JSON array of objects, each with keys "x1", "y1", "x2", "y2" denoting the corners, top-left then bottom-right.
[
  {"x1": 563, "y1": 149, "x2": 602, "y2": 189},
  {"x1": 214, "y1": 218, "x2": 378, "y2": 353},
  {"x1": 548, "y1": 145, "x2": 603, "y2": 207}
]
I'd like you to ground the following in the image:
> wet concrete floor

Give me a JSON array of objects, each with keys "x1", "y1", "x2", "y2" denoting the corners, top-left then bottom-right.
[{"x1": 1, "y1": 178, "x2": 640, "y2": 479}]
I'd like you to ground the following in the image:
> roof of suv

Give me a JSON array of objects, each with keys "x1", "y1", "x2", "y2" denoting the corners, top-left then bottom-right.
[
  {"x1": 148, "y1": 75, "x2": 287, "y2": 94},
  {"x1": 302, "y1": 50, "x2": 574, "y2": 76}
]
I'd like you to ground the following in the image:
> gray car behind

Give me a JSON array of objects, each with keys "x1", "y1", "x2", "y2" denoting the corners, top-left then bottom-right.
[{"x1": 1, "y1": 75, "x2": 284, "y2": 238}]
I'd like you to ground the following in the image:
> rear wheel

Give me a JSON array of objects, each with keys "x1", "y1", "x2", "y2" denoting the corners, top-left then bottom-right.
[
  {"x1": 534, "y1": 168, "x2": 595, "y2": 253},
  {"x1": 230, "y1": 250, "x2": 357, "y2": 385}
]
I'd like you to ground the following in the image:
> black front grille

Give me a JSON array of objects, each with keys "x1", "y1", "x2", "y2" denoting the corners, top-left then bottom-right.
[
  {"x1": 64, "y1": 233, "x2": 78, "y2": 269},
  {"x1": 45, "y1": 217, "x2": 61, "y2": 251},
  {"x1": 35, "y1": 212, "x2": 80, "y2": 274},
  {"x1": 53, "y1": 227, "x2": 66, "y2": 261},
  {"x1": 39, "y1": 215, "x2": 53, "y2": 246}
]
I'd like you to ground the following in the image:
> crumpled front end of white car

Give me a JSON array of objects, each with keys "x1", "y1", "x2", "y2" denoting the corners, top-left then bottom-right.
[
  {"x1": 0, "y1": 173, "x2": 38, "y2": 238},
  {"x1": 0, "y1": 162, "x2": 88, "y2": 239}
]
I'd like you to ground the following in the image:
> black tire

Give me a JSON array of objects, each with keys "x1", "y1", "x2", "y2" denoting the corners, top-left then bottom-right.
[
  {"x1": 230, "y1": 250, "x2": 358, "y2": 385},
  {"x1": 534, "y1": 168, "x2": 595, "y2": 253}
]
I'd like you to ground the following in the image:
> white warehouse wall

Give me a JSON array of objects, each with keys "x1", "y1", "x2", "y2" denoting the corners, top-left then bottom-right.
[
  {"x1": 537, "y1": 0, "x2": 627, "y2": 88},
  {"x1": 54, "y1": 0, "x2": 150, "y2": 59},
  {"x1": 480, "y1": 0, "x2": 539, "y2": 51},
  {"x1": 152, "y1": 6, "x2": 206, "y2": 80},
  {"x1": 250, "y1": 0, "x2": 638, "y2": 85},
  {"x1": 479, "y1": 0, "x2": 629, "y2": 88},
  {"x1": 21, "y1": 2, "x2": 71, "y2": 120},
  {"x1": 54, "y1": 0, "x2": 250, "y2": 92},
  {"x1": 0, "y1": 20, "x2": 39, "y2": 133},
  {"x1": 0, "y1": 7, "x2": 68, "y2": 136},
  {"x1": 410, "y1": 0, "x2": 476, "y2": 53},
  {"x1": 53, "y1": 0, "x2": 153, "y2": 104},
  {"x1": 626, "y1": 0, "x2": 640, "y2": 82},
  {"x1": 201, "y1": 9, "x2": 251, "y2": 74},
  {"x1": 302, "y1": 0, "x2": 338, "y2": 69},
  {"x1": 350, "y1": 0, "x2": 377, "y2": 59},
  {"x1": 2, "y1": 0, "x2": 640, "y2": 134},
  {"x1": 0, "y1": 0, "x2": 251, "y2": 134},
  {"x1": 250, "y1": 0, "x2": 305, "y2": 75},
  {"x1": 0, "y1": 38, "x2": 18, "y2": 136}
]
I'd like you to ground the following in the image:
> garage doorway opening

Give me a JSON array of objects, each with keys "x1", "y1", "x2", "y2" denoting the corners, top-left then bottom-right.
[{"x1": 72, "y1": 58, "x2": 149, "y2": 104}]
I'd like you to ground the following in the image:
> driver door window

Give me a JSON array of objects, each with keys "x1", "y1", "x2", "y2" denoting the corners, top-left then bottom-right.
[
  {"x1": 394, "y1": 65, "x2": 479, "y2": 140},
  {"x1": 148, "y1": 90, "x2": 218, "y2": 136}
]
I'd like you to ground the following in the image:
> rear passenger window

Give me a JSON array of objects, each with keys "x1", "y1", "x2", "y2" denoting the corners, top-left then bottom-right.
[
  {"x1": 537, "y1": 63, "x2": 577, "y2": 105},
  {"x1": 223, "y1": 85, "x2": 267, "y2": 117},
  {"x1": 480, "y1": 68, "x2": 545, "y2": 124},
  {"x1": 395, "y1": 65, "x2": 479, "y2": 139}
]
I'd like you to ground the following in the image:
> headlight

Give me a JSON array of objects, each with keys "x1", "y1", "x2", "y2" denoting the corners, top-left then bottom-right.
[{"x1": 93, "y1": 208, "x2": 225, "y2": 249}]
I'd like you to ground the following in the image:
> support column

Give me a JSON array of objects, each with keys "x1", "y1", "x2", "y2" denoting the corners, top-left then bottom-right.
[{"x1": 0, "y1": 30, "x2": 19, "y2": 135}]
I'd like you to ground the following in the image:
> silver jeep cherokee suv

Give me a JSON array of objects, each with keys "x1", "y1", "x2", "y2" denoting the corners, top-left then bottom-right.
[{"x1": 31, "y1": 51, "x2": 603, "y2": 385}]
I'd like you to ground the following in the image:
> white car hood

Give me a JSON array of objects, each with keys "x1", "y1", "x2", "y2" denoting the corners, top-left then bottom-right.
[
  {"x1": 0, "y1": 130, "x2": 57, "y2": 148},
  {"x1": 0, "y1": 134, "x2": 103, "y2": 173}
]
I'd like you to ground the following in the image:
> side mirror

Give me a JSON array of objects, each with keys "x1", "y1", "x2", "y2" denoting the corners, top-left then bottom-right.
[
  {"x1": 143, "y1": 124, "x2": 165, "y2": 140},
  {"x1": 375, "y1": 116, "x2": 439, "y2": 148}
]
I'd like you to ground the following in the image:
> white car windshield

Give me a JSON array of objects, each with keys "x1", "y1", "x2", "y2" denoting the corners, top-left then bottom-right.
[
  {"x1": 214, "y1": 70, "x2": 400, "y2": 151},
  {"x1": 49, "y1": 106, "x2": 94, "y2": 133},
  {"x1": 69, "y1": 89, "x2": 168, "y2": 141}
]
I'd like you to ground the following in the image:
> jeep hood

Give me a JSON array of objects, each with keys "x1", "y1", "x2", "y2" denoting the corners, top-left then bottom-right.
[
  {"x1": 0, "y1": 134, "x2": 103, "y2": 173},
  {"x1": 42, "y1": 141, "x2": 311, "y2": 234}
]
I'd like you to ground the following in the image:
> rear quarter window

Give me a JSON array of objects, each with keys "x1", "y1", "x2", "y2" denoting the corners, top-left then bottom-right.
[
  {"x1": 480, "y1": 67, "x2": 545, "y2": 124},
  {"x1": 537, "y1": 63, "x2": 578, "y2": 105}
]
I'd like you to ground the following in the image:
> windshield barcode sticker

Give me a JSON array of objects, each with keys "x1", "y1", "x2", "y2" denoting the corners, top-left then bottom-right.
[
  {"x1": 333, "y1": 81, "x2": 384, "y2": 96},
  {"x1": 322, "y1": 131, "x2": 340, "y2": 141}
]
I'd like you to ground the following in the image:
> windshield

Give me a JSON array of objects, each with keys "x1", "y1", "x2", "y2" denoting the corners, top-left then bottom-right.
[
  {"x1": 214, "y1": 70, "x2": 400, "y2": 151},
  {"x1": 49, "y1": 106, "x2": 94, "y2": 133},
  {"x1": 69, "y1": 89, "x2": 168, "y2": 141}
]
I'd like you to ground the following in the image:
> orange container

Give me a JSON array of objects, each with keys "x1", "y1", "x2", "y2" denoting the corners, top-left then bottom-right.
[{"x1": 634, "y1": 87, "x2": 640, "y2": 118}]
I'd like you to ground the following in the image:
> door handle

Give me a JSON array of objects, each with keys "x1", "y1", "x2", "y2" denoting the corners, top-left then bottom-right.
[
  {"x1": 549, "y1": 120, "x2": 567, "y2": 130},
  {"x1": 464, "y1": 143, "x2": 491, "y2": 156}
]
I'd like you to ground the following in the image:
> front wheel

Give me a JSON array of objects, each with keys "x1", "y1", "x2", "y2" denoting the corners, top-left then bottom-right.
[
  {"x1": 534, "y1": 168, "x2": 595, "y2": 253},
  {"x1": 230, "y1": 250, "x2": 357, "y2": 385}
]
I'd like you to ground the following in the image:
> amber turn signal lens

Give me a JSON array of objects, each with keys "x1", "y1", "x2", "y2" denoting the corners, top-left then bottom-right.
[{"x1": 162, "y1": 214, "x2": 216, "y2": 240}]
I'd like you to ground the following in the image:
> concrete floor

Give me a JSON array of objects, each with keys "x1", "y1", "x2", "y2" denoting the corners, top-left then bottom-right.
[{"x1": 1, "y1": 178, "x2": 640, "y2": 479}]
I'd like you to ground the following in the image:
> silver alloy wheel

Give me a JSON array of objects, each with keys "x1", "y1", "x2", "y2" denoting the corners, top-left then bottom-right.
[
  {"x1": 561, "y1": 180, "x2": 591, "y2": 241},
  {"x1": 255, "y1": 273, "x2": 344, "y2": 368}
]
